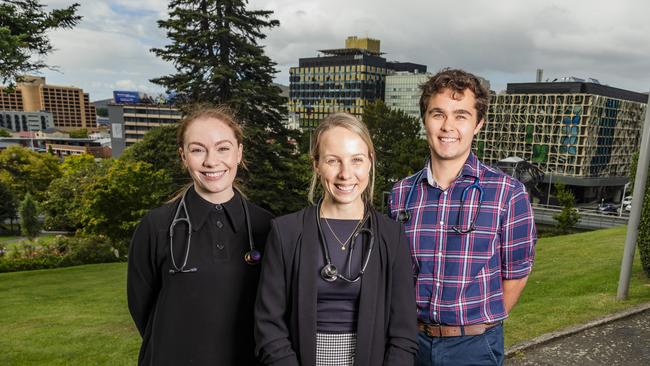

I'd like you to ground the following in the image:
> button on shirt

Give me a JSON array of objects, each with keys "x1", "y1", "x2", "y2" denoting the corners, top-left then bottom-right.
[{"x1": 389, "y1": 152, "x2": 536, "y2": 325}]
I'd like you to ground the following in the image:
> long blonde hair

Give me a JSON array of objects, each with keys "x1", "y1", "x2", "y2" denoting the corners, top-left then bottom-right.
[{"x1": 308, "y1": 113, "x2": 376, "y2": 205}]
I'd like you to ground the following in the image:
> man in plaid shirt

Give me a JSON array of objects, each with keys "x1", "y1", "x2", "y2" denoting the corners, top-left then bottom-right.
[{"x1": 389, "y1": 69, "x2": 536, "y2": 366}]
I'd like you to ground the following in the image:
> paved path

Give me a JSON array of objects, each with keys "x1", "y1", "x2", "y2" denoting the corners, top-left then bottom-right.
[{"x1": 506, "y1": 308, "x2": 650, "y2": 365}]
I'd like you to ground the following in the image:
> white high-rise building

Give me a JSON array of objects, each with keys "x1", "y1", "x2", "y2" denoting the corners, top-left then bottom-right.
[{"x1": 385, "y1": 71, "x2": 431, "y2": 135}]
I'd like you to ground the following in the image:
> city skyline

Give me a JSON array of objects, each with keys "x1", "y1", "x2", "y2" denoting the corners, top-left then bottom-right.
[{"x1": 37, "y1": 0, "x2": 650, "y2": 101}]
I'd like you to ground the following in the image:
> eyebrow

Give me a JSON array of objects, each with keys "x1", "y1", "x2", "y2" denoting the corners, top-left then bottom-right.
[
  {"x1": 187, "y1": 140, "x2": 234, "y2": 147},
  {"x1": 429, "y1": 107, "x2": 473, "y2": 116}
]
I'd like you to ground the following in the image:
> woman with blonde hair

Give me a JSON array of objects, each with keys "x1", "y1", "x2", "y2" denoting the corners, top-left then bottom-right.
[
  {"x1": 127, "y1": 106, "x2": 273, "y2": 365},
  {"x1": 255, "y1": 113, "x2": 418, "y2": 366}
]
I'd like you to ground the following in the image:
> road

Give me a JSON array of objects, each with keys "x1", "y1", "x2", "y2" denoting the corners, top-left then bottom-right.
[{"x1": 506, "y1": 308, "x2": 650, "y2": 365}]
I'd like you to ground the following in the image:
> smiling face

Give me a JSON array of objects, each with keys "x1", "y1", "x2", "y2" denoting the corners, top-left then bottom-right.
[
  {"x1": 315, "y1": 126, "x2": 371, "y2": 211},
  {"x1": 424, "y1": 88, "x2": 484, "y2": 166},
  {"x1": 180, "y1": 117, "x2": 243, "y2": 204}
]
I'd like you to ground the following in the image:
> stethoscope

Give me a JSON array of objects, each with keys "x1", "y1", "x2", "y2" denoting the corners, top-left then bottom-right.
[
  {"x1": 317, "y1": 199, "x2": 375, "y2": 283},
  {"x1": 395, "y1": 169, "x2": 484, "y2": 234},
  {"x1": 168, "y1": 187, "x2": 261, "y2": 275}
]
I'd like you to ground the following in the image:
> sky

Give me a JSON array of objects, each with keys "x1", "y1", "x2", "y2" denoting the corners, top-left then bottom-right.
[{"x1": 39, "y1": 0, "x2": 650, "y2": 101}]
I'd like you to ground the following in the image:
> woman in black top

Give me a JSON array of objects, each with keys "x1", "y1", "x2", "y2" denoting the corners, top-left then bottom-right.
[
  {"x1": 255, "y1": 113, "x2": 418, "y2": 366},
  {"x1": 127, "y1": 106, "x2": 272, "y2": 365}
]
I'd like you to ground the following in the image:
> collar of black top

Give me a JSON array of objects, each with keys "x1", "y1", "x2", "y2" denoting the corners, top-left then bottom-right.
[{"x1": 185, "y1": 185, "x2": 245, "y2": 232}]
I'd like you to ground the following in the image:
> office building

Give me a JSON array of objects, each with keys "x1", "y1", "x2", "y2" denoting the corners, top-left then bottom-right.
[
  {"x1": 474, "y1": 81, "x2": 647, "y2": 201},
  {"x1": 0, "y1": 76, "x2": 95, "y2": 130},
  {"x1": 289, "y1": 36, "x2": 426, "y2": 128},
  {"x1": 108, "y1": 102, "x2": 182, "y2": 157},
  {"x1": 0, "y1": 111, "x2": 53, "y2": 132},
  {"x1": 385, "y1": 71, "x2": 432, "y2": 123}
]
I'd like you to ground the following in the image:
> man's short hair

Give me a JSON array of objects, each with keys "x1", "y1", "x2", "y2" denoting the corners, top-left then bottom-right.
[{"x1": 419, "y1": 68, "x2": 490, "y2": 123}]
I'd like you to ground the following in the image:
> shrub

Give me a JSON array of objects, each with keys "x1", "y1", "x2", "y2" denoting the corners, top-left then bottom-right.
[
  {"x1": 0, "y1": 234, "x2": 123, "y2": 273},
  {"x1": 55, "y1": 235, "x2": 120, "y2": 266}
]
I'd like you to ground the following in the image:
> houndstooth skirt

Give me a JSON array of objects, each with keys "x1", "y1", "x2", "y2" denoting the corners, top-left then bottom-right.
[{"x1": 316, "y1": 332, "x2": 357, "y2": 366}]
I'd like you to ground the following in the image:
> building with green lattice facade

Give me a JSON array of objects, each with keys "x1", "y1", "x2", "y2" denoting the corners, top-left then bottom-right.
[{"x1": 474, "y1": 81, "x2": 647, "y2": 202}]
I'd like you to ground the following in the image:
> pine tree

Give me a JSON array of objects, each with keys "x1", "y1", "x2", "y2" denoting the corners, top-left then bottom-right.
[
  {"x1": 19, "y1": 192, "x2": 41, "y2": 240},
  {"x1": 151, "y1": 0, "x2": 309, "y2": 214}
]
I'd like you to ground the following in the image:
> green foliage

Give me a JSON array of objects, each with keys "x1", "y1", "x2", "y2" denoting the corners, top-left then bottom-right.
[
  {"x1": 0, "y1": 234, "x2": 120, "y2": 273},
  {"x1": 120, "y1": 124, "x2": 189, "y2": 189},
  {"x1": 151, "y1": 0, "x2": 307, "y2": 215},
  {"x1": 0, "y1": 128, "x2": 11, "y2": 137},
  {"x1": 78, "y1": 159, "x2": 172, "y2": 245},
  {"x1": 0, "y1": 0, "x2": 81, "y2": 86},
  {"x1": 0, "y1": 145, "x2": 61, "y2": 201},
  {"x1": 0, "y1": 181, "x2": 17, "y2": 224},
  {"x1": 552, "y1": 183, "x2": 580, "y2": 234},
  {"x1": 68, "y1": 128, "x2": 88, "y2": 138},
  {"x1": 42, "y1": 154, "x2": 100, "y2": 231},
  {"x1": 19, "y1": 192, "x2": 41, "y2": 240},
  {"x1": 96, "y1": 107, "x2": 108, "y2": 117},
  {"x1": 362, "y1": 100, "x2": 428, "y2": 209}
]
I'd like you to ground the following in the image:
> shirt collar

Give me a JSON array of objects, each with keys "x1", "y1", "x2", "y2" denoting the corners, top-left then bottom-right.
[
  {"x1": 185, "y1": 186, "x2": 245, "y2": 233},
  {"x1": 423, "y1": 152, "x2": 480, "y2": 187}
]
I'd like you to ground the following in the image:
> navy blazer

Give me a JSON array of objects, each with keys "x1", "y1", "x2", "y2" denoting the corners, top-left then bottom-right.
[{"x1": 254, "y1": 205, "x2": 418, "y2": 366}]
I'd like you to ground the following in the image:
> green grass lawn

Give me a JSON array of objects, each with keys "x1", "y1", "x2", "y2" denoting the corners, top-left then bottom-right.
[
  {"x1": 0, "y1": 263, "x2": 140, "y2": 366},
  {"x1": 504, "y1": 225, "x2": 650, "y2": 346},
  {"x1": 1, "y1": 226, "x2": 649, "y2": 364}
]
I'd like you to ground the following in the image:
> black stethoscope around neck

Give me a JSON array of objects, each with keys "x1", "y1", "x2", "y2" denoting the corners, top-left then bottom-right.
[
  {"x1": 317, "y1": 199, "x2": 375, "y2": 283},
  {"x1": 168, "y1": 186, "x2": 260, "y2": 275},
  {"x1": 395, "y1": 169, "x2": 484, "y2": 234}
]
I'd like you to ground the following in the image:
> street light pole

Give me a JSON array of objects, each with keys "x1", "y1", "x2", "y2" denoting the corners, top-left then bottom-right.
[
  {"x1": 546, "y1": 173, "x2": 553, "y2": 206},
  {"x1": 617, "y1": 92, "x2": 650, "y2": 300},
  {"x1": 619, "y1": 182, "x2": 629, "y2": 217}
]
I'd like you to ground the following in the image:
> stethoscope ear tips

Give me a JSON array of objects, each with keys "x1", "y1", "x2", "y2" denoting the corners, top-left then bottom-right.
[{"x1": 244, "y1": 249, "x2": 262, "y2": 265}]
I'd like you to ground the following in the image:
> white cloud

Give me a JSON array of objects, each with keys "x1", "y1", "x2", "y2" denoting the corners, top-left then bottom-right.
[{"x1": 38, "y1": 0, "x2": 650, "y2": 100}]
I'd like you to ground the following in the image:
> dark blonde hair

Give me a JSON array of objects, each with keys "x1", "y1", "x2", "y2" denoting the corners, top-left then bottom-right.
[
  {"x1": 169, "y1": 105, "x2": 245, "y2": 202},
  {"x1": 308, "y1": 113, "x2": 375, "y2": 205},
  {"x1": 419, "y1": 68, "x2": 489, "y2": 123}
]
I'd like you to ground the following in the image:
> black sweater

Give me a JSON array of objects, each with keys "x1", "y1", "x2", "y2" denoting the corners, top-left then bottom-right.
[{"x1": 127, "y1": 187, "x2": 272, "y2": 366}]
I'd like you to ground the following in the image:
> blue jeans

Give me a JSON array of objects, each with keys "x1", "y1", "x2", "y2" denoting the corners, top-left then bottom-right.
[{"x1": 415, "y1": 323, "x2": 504, "y2": 366}]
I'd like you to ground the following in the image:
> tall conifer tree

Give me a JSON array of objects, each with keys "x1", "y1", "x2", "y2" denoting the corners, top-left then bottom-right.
[{"x1": 151, "y1": 0, "x2": 309, "y2": 214}]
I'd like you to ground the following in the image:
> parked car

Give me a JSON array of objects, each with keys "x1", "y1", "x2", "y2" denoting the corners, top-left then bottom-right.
[
  {"x1": 622, "y1": 196, "x2": 633, "y2": 207},
  {"x1": 598, "y1": 203, "x2": 618, "y2": 215}
]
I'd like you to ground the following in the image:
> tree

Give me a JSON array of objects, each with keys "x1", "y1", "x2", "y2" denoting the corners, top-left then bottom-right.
[
  {"x1": 0, "y1": 128, "x2": 11, "y2": 137},
  {"x1": 79, "y1": 159, "x2": 172, "y2": 247},
  {"x1": 151, "y1": 0, "x2": 307, "y2": 214},
  {"x1": 96, "y1": 108, "x2": 108, "y2": 117},
  {"x1": 41, "y1": 154, "x2": 99, "y2": 231},
  {"x1": 0, "y1": 0, "x2": 81, "y2": 86},
  {"x1": 0, "y1": 145, "x2": 61, "y2": 201},
  {"x1": 363, "y1": 101, "x2": 429, "y2": 209},
  {"x1": 120, "y1": 124, "x2": 190, "y2": 190},
  {"x1": 552, "y1": 183, "x2": 580, "y2": 234},
  {"x1": 0, "y1": 181, "x2": 17, "y2": 231},
  {"x1": 19, "y1": 192, "x2": 41, "y2": 240}
]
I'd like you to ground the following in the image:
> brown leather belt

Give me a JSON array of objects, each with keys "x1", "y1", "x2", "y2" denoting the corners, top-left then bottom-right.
[{"x1": 418, "y1": 320, "x2": 501, "y2": 337}]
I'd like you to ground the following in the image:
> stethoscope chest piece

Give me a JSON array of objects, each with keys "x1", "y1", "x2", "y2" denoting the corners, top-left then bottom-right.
[
  {"x1": 320, "y1": 264, "x2": 339, "y2": 282},
  {"x1": 244, "y1": 249, "x2": 261, "y2": 265},
  {"x1": 397, "y1": 210, "x2": 410, "y2": 224}
]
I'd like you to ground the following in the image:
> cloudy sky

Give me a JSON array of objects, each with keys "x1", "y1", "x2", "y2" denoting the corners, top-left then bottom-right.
[{"x1": 40, "y1": 0, "x2": 650, "y2": 101}]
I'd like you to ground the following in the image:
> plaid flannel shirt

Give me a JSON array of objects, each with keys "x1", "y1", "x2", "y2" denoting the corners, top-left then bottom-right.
[{"x1": 389, "y1": 153, "x2": 536, "y2": 325}]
